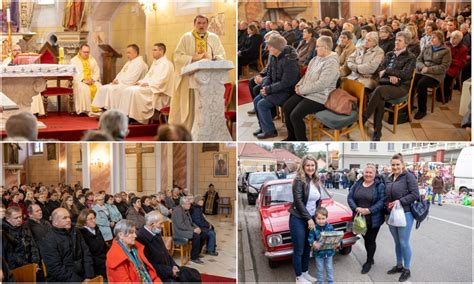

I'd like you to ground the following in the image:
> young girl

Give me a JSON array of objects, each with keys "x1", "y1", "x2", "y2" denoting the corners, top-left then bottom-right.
[{"x1": 308, "y1": 207, "x2": 338, "y2": 284}]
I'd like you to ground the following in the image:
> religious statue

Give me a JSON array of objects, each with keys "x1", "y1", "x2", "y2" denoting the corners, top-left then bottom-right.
[
  {"x1": 7, "y1": 143, "x2": 21, "y2": 165},
  {"x1": 63, "y1": 0, "x2": 86, "y2": 31}
]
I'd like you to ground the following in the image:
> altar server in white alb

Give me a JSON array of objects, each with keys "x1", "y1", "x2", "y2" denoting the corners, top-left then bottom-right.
[
  {"x1": 118, "y1": 43, "x2": 174, "y2": 124},
  {"x1": 70, "y1": 43, "x2": 102, "y2": 115},
  {"x1": 92, "y1": 44, "x2": 148, "y2": 110},
  {"x1": 169, "y1": 14, "x2": 225, "y2": 130}
]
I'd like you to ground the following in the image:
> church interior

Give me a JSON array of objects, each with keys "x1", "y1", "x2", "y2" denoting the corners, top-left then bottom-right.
[
  {"x1": 1, "y1": 142, "x2": 237, "y2": 281},
  {"x1": 0, "y1": 0, "x2": 237, "y2": 141}
]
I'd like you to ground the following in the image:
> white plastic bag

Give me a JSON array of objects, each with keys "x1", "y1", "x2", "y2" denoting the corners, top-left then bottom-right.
[{"x1": 388, "y1": 202, "x2": 406, "y2": 227}]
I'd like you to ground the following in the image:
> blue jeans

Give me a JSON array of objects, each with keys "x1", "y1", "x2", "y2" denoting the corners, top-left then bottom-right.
[
  {"x1": 254, "y1": 94, "x2": 277, "y2": 132},
  {"x1": 432, "y1": 193, "x2": 442, "y2": 205},
  {"x1": 289, "y1": 214, "x2": 311, "y2": 277},
  {"x1": 205, "y1": 229, "x2": 216, "y2": 253},
  {"x1": 388, "y1": 211, "x2": 414, "y2": 269},
  {"x1": 316, "y1": 256, "x2": 334, "y2": 284}
]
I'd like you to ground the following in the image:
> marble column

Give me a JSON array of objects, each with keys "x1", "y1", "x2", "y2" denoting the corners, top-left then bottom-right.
[
  {"x1": 167, "y1": 144, "x2": 173, "y2": 191},
  {"x1": 82, "y1": 143, "x2": 90, "y2": 189},
  {"x1": 0, "y1": 144, "x2": 4, "y2": 186},
  {"x1": 111, "y1": 143, "x2": 126, "y2": 194},
  {"x1": 186, "y1": 144, "x2": 192, "y2": 194},
  {"x1": 155, "y1": 144, "x2": 161, "y2": 194}
]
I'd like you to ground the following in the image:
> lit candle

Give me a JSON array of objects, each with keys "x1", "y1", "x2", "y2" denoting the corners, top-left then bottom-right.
[
  {"x1": 7, "y1": 8, "x2": 11, "y2": 22},
  {"x1": 59, "y1": 47, "x2": 64, "y2": 58}
]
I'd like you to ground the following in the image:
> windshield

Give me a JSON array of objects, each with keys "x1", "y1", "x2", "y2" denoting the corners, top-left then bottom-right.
[
  {"x1": 262, "y1": 181, "x2": 333, "y2": 206},
  {"x1": 263, "y1": 183, "x2": 293, "y2": 206},
  {"x1": 249, "y1": 173, "x2": 278, "y2": 185}
]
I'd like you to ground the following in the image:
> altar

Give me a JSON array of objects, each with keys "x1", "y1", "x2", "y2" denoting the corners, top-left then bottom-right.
[{"x1": 0, "y1": 64, "x2": 77, "y2": 121}]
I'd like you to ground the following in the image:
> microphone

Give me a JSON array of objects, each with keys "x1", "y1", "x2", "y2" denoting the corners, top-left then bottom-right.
[{"x1": 200, "y1": 34, "x2": 215, "y2": 61}]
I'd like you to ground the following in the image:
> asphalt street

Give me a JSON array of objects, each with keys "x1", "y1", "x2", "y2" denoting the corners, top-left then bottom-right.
[{"x1": 238, "y1": 188, "x2": 473, "y2": 283}]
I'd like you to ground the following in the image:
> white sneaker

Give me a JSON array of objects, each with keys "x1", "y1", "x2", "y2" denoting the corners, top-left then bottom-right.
[
  {"x1": 296, "y1": 276, "x2": 312, "y2": 283},
  {"x1": 302, "y1": 271, "x2": 317, "y2": 282}
]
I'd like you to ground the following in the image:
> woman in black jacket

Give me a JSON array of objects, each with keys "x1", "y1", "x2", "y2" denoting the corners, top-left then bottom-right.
[
  {"x1": 238, "y1": 24, "x2": 263, "y2": 76},
  {"x1": 364, "y1": 31, "x2": 416, "y2": 141},
  {"x1": 288, "y1": 155, "x2": 321, "y2": 283},
  {"x1": 385, "y1": 153, "x2": 419, "y2": 282},
  {"x1": 77, "y1": 209, "x2": 109, "y2": 279},
  {"x1": 347, "y1": 163, "x2": 386, "y2": 274}
]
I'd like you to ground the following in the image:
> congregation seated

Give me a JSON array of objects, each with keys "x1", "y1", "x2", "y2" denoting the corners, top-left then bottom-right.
[
  {"x1": 378, "y1": 25, "x2": 396, "y2": 53},
  {"x1": 303, "y1": 29, "x2": 335, "y2": 66},
  {"x1": 296, "y1": 27, "x2": 316, "y2": 65},
  {"x1": 105, "y1": 194, "x2": 123, "y2": 224},
  {"x1": 253, "y1": 35, "x2": 300, "y2": 139},
  {"x1": 4, "y1": 112, "x2": 38, "y2": 141},
  {"x1": 356, "y1": 25, "x2": 374, "y2": 48},
  {"x1": 60, "y1": 194, "x2": 79, "y2": 226},
  {"x1": 98, "y1": 109, "x2": 129, "y2": 141},
  {"x1": 7, "y1": 192, "x2": 28, "y2": 219},
  {"x1": 346, "y1": 31, "x2": 385, "y2": 92},
  {"x1": 282, "y1": 21, "x2": 297, "y2": 46},
  {"x1": 106, "y1": 219, "x2": 161, "y2": 283},
  {"x1": 411, "y1": 30, "x2": 451, "y2": 120},
  {"x1": 283, "y1": 35, "x2": 340, "y2": 141},
  {"x1": 238, "y1": 23, "x2": 263, "y2": 76},
  {"x1": 442, "y1": 30, "x2": 468, "y2": 101},
  {"x1": 137, "y1": 211, "x2": 201, "y2": 282},
  {"x1": 405, "y1": 24, "x2": 422, "y2": 57},
  {"x1": 39, "y1": 208, "x2": 95, "y2": 282},
  {"x1": 125, "y1": 197, "x2": 146, "y2": 229},
  {"x1": 165, "y1": 187, "x2": 182, "y2": 209},
  {"x1": 364, "y1": 31, "x2": 416, "y2": 141},
  {"x1": 171, "y1": 197, "x2": 207, "y2": 264},
  {"x1": 190, "y1": 195, "x2": 218, "y2": 256},
  {"x1": 335, "y1": 30, "x2": 356, "y2": 77},
  {"x1": 141, "y1": 196, "x2": 154, "y2": 214},
  {"x1": 420, "y1": 21, "x2": 437, "y2": 51},
  {"x1": 156, "y1": 192, "x2": 172, "y2": 217},
  {"x1": 81, "y1": 130, "x2": 114, "y2": 141},
  {"x1": 77, "y1": 209, "x2": 109, "y2": 280},
  {"x1": 114, "y1": 193, "x2": 129, "y2": 219}
]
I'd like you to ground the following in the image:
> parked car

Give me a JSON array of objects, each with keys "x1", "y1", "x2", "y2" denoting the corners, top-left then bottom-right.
[
  {"x1": 258, "y1": 179, "x2": 359, "y2": 268},
  {"x1": 454, "y1": 146, "x2": 474, "y2": 195},
  {"x1": 238, "y1": 172, "x2": 251, "y2": 193},
  {"x1": 246, "y1": 172, "x2": 278, "y2": 205}
]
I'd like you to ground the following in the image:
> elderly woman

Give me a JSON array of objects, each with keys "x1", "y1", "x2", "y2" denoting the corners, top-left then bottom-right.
[
  {"x1": 77, "y1": 209, "x2": 109, "y2": 279},
  {"x1": 106, "y1": 220, "x2": 160, "y2": 283},
  {"x1": 288, "y1": 155, "x2": 322, "y2": 283},
  {"x1": 238, "y1": 23, "x2": 263, "y2": 76},
  {"x1": 296, "y1": 27, "x2": 317, "y2": 64},
  {"x1": 92, "y1": 193, "x2": 114, "y2": 242},
  {"x1": 420, "y1": 21, "x2": 437, "y2": 52},
  {"x1": 356, "y1": 25, "x2": 373, "y2": 48},
  {"x1": 411, "y1": 30, "x2": 452, "y2": 120},
  {"x1": 126, "y1": 197, "x2": 146, "y2": 229},
  {"x1": 347, "y1": 163, "x2": 386, "y2": 274},
  {"x1": 378, "y1": 25, "x2": 395, "y2": 54},
  {"x1": 283, "y1": 35, "x2": 339, "y2": 141},
  {"x1": 364, "y1": 31, "x2": 416, "y2": 141},
  {"x1": 385, "y1": 154, "x2": 419, "y2": 282},
  {"x1": 404, "y1": 25, "x2": 421, "y2": 57},
  {"x1": 336, "y1": 30, "x2": 356, "y2": 77},
  {"x1": 346, "y1": 31, "x2": 385, "y2": 91},
  {"x1": 441, "y1": 30, "x2": 468, "y2": 102}
]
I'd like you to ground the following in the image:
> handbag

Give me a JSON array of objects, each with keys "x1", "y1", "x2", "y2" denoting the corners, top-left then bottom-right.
[
  {"x1": 410, "y1": 196, "x2": 430, "y2": 229},
  {"x1": 352, "y1": 213, "x2": 367, "y2": 235},
  {"x1": 324, "y1": 88, "x2": 358, "y2": 116},
  {"x1": 387, "y1": 202, "x2": 406, "y2": 227},
  {"x1": 177, "y1": 266, "x2": 202, "y2": 282}
]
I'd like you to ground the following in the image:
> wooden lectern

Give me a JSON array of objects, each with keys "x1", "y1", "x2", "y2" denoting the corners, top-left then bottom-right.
[{"x1": 99, "y1": 44, "x2": 122, "y2": 85}]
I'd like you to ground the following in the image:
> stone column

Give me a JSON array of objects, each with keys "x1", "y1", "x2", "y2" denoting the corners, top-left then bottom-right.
[{"x1": 81, "y1": 143, "x2": 90, "y2": 189}]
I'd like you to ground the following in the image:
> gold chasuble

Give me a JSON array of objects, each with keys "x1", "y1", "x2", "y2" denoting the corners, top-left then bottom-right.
[
  {"x1": 78, "y1": 54, "x2": 99, "y2": 112},
  {"x1": 192, "y1": 30, "x2": 208, "y2": 54},
  {"x1": 204, "y1": 190, "x2": 218, "y2": 215}
]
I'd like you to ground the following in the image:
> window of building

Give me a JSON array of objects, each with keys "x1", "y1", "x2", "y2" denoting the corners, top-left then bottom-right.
[
  {"x1": 263, "y1": 164, "x2": 266, "y2": 172},
  {"x1": 33, "y1": 143, "x2": 44, "y2": 154},
  {"x1": 403, "y1": 143, "x2": 410, "y2": 150},
  {"x1": 349, "y1": 164, "x2": 360, "y2": 169},
  {"x1": 388, "y1": 143, "x2": 395, "y2": 151},
  {"x1": 350, "y1": 143, "x2": 358, "y2": 151},
  {"x1": 369, "y1": 143, "x2": 377, "y2": 151}
]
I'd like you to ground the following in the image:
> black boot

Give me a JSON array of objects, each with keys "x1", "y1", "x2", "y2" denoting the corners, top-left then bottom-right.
[
  {"x1": 398, "y1": 269, "x2": 411, "y2": 282},
  {"x1": 361, "y1": 262, "x2": 372, "y2": 274},
  {"x1": 387, "y1": 265, "x2": 404, "y2": 274}
]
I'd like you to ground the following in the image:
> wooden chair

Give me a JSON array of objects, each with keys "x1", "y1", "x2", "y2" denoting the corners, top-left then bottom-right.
[
  {"x1": 256, "y1": 44, "x2": 264, "y2": 72},
  {"x1": 158, "y1": 106, "x2": 170, "y2": 124},
  {"x1": 89, "y1": 275, "x2": 104, "y2": 284},
  {"x1": 428, "y1": 81, "x2": 445, "y2": 113},
  {"x1": 218, "y1": 197, "x2": 233, "y2": 222},
  {"x1": 315, "y1": 79, "x2": 367, "y2": 141},
  {"x1": 11, "y1": 263, "x2": 38, "y2": 282},
  {"x1": 384, "y1": 69, "x2": 416, "y2": 134},
  {"x1": 39, "y1": 42, "x2": 74, "y2": 116},
  {"x1": 224, "y1": 83, "x2": 236, "y2": 136},
  {"x1": 172, "y1": 237, "x2": 191, "y2": 266}
]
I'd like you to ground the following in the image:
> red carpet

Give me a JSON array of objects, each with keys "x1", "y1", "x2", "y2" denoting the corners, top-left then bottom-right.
[
  {"x1": 201, "y1": 273, "x2": 236, "y2": 283},
  {"x1": 238, "y1": 79, "x2": 252, "y2": 105},
  {"x1": 0, "y1": 113, "x2": 159, "y2": 141}
]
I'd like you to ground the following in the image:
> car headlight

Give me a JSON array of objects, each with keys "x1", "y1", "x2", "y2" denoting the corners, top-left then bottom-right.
[
  {"x1": 267, "y1": 234, "x2": 283, "y2": 247},
  {"x1": 248, "y1": 186, "x2": 258, "y2": 194}
]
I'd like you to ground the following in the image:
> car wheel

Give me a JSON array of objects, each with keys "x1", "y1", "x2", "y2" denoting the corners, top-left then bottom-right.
[
  {"x1": 339, "y1": 246, "x2": 352, "y2": 255},
  {"x1": 268, "y1": 259, "x2": 278, "y2": 269},
  {"x1": 247, "y1": 194, "x2": 256, "y2": 205}
]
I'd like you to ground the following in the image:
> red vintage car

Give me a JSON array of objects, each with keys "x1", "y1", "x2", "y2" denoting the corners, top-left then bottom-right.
[{"x1": 257, "y1": 178, "x2": 359, "y2": 268}]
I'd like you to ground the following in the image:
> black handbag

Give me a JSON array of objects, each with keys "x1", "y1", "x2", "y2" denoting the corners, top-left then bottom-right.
[
  {"x1": 410, "y1": 196, "x2": 430, "y2": 229},
  {"x1": 177, "y1": 266, "x2": 202, "y2": 282}
]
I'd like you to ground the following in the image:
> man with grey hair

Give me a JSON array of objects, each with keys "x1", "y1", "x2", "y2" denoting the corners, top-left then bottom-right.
[
  {"x1": 165, "y1": 187, "x2": 181, "y2": 209},
  {"x1": 171, "y1": 197, "x2": 206, "y2": 264},
  {"x1": 39, "y1": 208, "x2": 94, "y2": 282},
  {"x1": 137, "y1": 211, "x2": 201, "y2": 281},
  {"x1": 98, "y1": 109, "x2": 129, "y2": 141},
  {"x1": 5, "y1": 112, "x2": 38, "y2": 141},
  {"x1": 25, "y1": 204, "x2": 51, "y2": 242},
  {"x1": 191, "y1": 195, "x2": 218, "y2": 256}
]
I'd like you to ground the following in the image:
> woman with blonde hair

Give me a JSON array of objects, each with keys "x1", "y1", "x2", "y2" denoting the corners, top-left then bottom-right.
[
  {"x1": 92, "y1": 193, "x2": 114, "y2": 241},
  {"x1": 288, "y1": 154, "x2": 322, "y2": 283},
  {"x1": 60, "y1": 194, "x2": 80, "y2": 226}
]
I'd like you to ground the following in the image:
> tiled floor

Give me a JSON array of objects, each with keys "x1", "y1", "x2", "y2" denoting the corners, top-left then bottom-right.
[
  {"x1": 237, "y1": 86, "x2": 470, "y2": 141},
  {"x1": 172, "y1": 215, "x2": 236, "y2": 279}
]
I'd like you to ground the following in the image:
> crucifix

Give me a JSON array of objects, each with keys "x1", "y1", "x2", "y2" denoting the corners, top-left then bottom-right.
[{"x1": 125, "y1": 143, "x2": 154, "y2": 192}]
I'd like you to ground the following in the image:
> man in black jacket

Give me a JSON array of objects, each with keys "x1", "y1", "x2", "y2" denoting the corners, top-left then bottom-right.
[
  {"x1": 39, "y1": 208, "x2": 95, "y2": 282},
  {"x1": 137, "y1": 211, "x2": 201, "y2": 282},
  {"x1": 46, "y1": 191, "x2": 61, "y2": 214},
  {"x1": 25, "y1": 204, "x2": 51, "y2": 242}
]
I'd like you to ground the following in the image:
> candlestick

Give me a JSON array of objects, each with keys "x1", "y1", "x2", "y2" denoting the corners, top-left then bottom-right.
[
  {"x1": 59, "y1": 47, "x2": 64, "y2": 64},
  {"x1": 7, "y1": 8, "x2": 10, "y2": 22}
]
